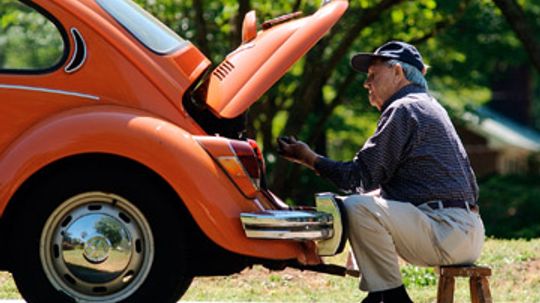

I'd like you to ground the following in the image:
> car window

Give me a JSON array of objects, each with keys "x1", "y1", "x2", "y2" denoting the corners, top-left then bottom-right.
[
  {"x1": 0, "y1": 0, "x2": 66, "y2": 72},
  {"x1": 96, "y1": 0, "x2": 188, "y2": 54}
]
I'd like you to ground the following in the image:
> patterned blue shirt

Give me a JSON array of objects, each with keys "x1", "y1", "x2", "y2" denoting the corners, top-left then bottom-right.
[{"x1": 314, "y1": 84, "x2": 479, "y2": 206}]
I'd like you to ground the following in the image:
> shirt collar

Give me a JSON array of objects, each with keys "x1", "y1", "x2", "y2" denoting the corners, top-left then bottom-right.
[{"x1": 380, "y1": 84, "x2": 426, "y2": 113}]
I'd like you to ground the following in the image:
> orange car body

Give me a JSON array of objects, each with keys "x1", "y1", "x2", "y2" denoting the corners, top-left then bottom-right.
[{"x1": 0, "y1": 0, "x2": 347, "y2": 284}]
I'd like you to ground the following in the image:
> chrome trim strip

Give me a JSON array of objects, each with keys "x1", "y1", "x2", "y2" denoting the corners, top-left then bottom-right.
[
  {"x1": 240, "y1": 195, "x2": 346, "y2": 254},
  {"x1": 241, "y1": 210, "x2": 332, "y2": 227},
  {"x1": 240, "y1": 210, "x2": 334, "y2": 240},
  {"x1": 0, "y1": 84, "x2": 100, "y2": 101},
  {"x1": 65, "y1": 28, "x2": 87, "y2": 74},
  {"x1": 244, "y1": 229, "x2": 333, "y2": 240}
]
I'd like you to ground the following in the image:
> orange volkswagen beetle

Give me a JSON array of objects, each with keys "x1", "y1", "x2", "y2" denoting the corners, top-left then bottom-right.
[{"x1": 0, "y1": 0, "x2": 348, "y2": 302}]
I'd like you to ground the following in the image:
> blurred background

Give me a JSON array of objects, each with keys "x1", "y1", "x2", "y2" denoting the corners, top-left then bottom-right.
[{"x1": 2, "y1": 0, "x2": 539, "y2": 239}]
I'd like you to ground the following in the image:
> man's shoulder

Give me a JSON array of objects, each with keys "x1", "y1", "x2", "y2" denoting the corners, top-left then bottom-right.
[
  {"x1": 385, "y1": 92, "x2": 438, "y2": 115},
  {"x1": 379, "y1": 92, "x2": 442, "y2": 129},
  {"x1": 389, "y1": 92, "x2": 432, "y2": 108}
]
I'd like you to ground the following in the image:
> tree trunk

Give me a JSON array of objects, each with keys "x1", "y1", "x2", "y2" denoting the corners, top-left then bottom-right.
[
  {"x1": 492, "y1": 0, "x2": 540, "y2": 73},
  {"x1": 192, "y1": 0, "x2": 210, "y2": 56},
  {"x1": 293, "y1": 0, "x2": 303, "y2": 12},
  {"x1": 232, "y1": 0, "x2": 252, "y2": 48},
  {"x1": 307, "y1": 70, "x2": 358, "y2": 144}
]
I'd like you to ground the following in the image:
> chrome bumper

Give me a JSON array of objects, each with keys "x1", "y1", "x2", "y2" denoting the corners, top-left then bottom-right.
[{"x1": 240, "y1": 193, "x2": 346, "y2": 256}]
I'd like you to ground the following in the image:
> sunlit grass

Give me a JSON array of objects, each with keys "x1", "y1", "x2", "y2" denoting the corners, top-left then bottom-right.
[
  {"x1": 181, "y1": 238, "x2": 540, "y2": 303},
  {"x1": 1, "y1": 238, "x2": 539, "y2": 302},
  {"x1": 0, "y1": 272, "x2": 18, "y2": 299}
]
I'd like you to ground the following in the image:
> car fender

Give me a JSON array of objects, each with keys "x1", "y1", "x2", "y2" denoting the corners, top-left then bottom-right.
[{"x1": 0, "y1": 106, "x2": 303, "y2": 259}]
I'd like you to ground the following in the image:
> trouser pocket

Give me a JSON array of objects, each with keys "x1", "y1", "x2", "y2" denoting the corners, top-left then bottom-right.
[{"x1": 430, "y1": 209, "x2": 484, "y2": 264}]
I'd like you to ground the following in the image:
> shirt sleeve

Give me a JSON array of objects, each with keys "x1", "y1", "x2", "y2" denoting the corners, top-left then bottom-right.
[
  {"x1": 314, "y1": 104, "x2": 418, "y2": 193},
  {"x1": 314, "y1": 156, "x2": 370, "y2": 193}
]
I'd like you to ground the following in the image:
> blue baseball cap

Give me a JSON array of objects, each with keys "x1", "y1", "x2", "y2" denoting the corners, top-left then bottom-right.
[{"x1": 351, "y1": 41, "x2": 426, "y2": 74}]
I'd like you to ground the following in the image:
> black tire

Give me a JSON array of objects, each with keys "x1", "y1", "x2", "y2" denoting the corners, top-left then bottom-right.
[{"x1": 10, "y1": 159, "x2": 193, "y2": 303}]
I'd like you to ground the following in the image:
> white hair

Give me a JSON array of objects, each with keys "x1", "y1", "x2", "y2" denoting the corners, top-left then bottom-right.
[{"x1": 386, "y1": 59, "x2": 428, "y2": 90}]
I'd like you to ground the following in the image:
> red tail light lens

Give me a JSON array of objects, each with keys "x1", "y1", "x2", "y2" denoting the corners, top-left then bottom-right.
[
  {"x1": 247, "y1": 139, "x2": 266, "y2": 173},
  {"x1": 196, "y1": 137, "x2": 265, "y2": 198},
  {"x1": 230, "y1": 140, "x2": 261, "y2": 186}
]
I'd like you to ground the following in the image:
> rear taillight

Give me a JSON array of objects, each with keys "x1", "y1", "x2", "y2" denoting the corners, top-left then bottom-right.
[
  {"x1": 196, "y1": 136, "x2": 265, "y2": 198},
  {"x1": 248, "y1": 139, "x2": 266, "y2": 173},
  {"x1": 228, "y1": 140, "x2": 261, "y2": 188}
]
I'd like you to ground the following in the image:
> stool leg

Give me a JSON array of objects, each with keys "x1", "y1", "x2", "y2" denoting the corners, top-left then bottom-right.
[
  {"x1": 470, "y1": 276, "x2": 492, "y2": 303},
  {"x1": 437, "y1": 276, "x2": 455, "y2": 303},
  {"x1": 480, "y1": 277, "x2": 493, "y2": 303}
]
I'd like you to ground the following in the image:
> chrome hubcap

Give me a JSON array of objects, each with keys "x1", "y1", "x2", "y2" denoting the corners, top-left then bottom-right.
[
  {"x1": 41, "y1": 192, "x2": 154, "y2": 302},
  {"x1": 62, "y1": 213, "x2": 132, "y2": 284},
  {"x1": 82, "y1": 235, "x2": 112, "y2": 265}
]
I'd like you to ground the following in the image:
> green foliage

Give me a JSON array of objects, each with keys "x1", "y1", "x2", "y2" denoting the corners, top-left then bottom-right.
[
  {"x1": 134, "y1": 0, "x2": 540, "y2": 136},
  {"x1": 479, "y1": 174, "x2": 540, "y2": 239},
  {"x1": 136, "y1": 0, "x2": 540, "y2": 208},
  {"x1": 94, "y1": 217, "x2": 125, "y2": 247},
  {"x1": 0, "y1": 0, "x2": 64, "y2": 70},
  {"x1": 326, "y1": 105, "x2": 379, "y2": 160},
  {"x1": 401, "y1": 265, "x2": 437, "y2": 287},
  {"x1": 429, "y1": 0, "x2": 525, "y2": 85}
]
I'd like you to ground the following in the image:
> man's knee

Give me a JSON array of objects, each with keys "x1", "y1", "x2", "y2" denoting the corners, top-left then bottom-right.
[
  {"x1": 343, "y1": 195, "x2": 389, "y2": 239},
  {"x1": 342, "y1": 195, "x2": 384, "y2": 228},
  {"x1": 343, "y1": 194, "x2": 378, "y2": 215}
]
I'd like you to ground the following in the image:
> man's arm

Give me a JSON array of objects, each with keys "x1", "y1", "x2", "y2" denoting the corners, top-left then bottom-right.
[
  {"x1": 314, "y1": 156, "x2": 372, "y2": 193},
  {"x1": 278, "y1": 103, "x2": 418, "y2": 193},
  {"x1": 318, "y1": 104, "x2": 418, "y2": 192}
]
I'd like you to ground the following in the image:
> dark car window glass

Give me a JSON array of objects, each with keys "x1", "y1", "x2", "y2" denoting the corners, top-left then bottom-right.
[
  {"x1": 96, "y1": 0, "x2": 188, "y2": 54},
  {"x1": 0, "y1": 1, "x2": 66, "y2": 71}
]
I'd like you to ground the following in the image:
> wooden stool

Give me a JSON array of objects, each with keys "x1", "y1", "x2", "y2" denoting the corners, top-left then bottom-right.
[{"x1": 436, "y1": 265, "x2": 492, "y2": 303}]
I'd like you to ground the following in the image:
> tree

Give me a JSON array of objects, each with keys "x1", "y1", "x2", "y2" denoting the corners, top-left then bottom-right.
[
  {"x1": 137, "y1": 0, "x2": 540, "y2": 202},
  {"x1": 267, "y1": 0, "x2": 474, "y2": 199},
  {"x1": 0, "y1": 1, "x2": 65, "y2": 70},
  {"x1": 492, "y1": 0, "x2": 540, "y2": 73},
  {"x1": 95, "y1": 217, "x2": 124, "y2": 248}
]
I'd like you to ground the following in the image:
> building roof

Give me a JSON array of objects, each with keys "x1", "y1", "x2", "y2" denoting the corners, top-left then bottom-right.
[{"x1": 462, "y1": 106, "x2": 540, "y2": 152}]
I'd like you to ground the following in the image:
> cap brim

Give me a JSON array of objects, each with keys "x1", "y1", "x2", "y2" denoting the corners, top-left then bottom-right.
[{"x1": 351, "y1": 53, "x2": 390, "y2": 73}]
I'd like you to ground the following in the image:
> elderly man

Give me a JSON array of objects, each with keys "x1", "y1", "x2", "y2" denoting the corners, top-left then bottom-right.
[{"x1": 277, "y1": 41, "x2": 485, "y2": 303}]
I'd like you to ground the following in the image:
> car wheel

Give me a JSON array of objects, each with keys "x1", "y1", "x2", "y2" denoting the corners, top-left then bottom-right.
[{"x1": 11, "y1": 162, "x2": 193, "y2": 303}]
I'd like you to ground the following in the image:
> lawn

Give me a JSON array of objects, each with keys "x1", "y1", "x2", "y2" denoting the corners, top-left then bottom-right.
[{"x1": 1, "y1": 238, "x2": 539, "y2": 302}]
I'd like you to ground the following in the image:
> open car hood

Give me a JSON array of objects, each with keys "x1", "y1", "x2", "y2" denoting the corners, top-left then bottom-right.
[{"x1": 205, "y1": 0, "x2": 348, "y2": 118}]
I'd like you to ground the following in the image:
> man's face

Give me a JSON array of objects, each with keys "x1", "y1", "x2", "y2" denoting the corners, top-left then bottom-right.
[{"x1": 363, "y1": 60, "x2": 401, "y2": 110}]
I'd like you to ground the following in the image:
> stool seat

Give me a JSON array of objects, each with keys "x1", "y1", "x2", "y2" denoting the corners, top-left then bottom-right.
[{"x1": 436, "y1": 265, "x2": 492, "y2": 303}]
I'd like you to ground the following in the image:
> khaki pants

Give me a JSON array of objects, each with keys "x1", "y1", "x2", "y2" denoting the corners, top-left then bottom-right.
[{"x1": 343, "y1": 194, "x2": 485, "y2": 292}]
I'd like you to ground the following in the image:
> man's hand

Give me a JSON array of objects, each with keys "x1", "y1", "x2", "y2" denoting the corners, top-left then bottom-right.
[{"x1": 276, "y1": 136, "x2": 319, "y2": 170}]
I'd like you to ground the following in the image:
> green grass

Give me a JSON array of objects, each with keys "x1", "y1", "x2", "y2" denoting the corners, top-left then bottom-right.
[
  {"x1": 0, "y1": 272, "x2": 18, "y2": 299},
  {"x1": 184, "y1": 238, "x2": 540, "y2": 303},
  {"x1": 1, "y1": 238, "x2": 539, "y2": 302}
]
